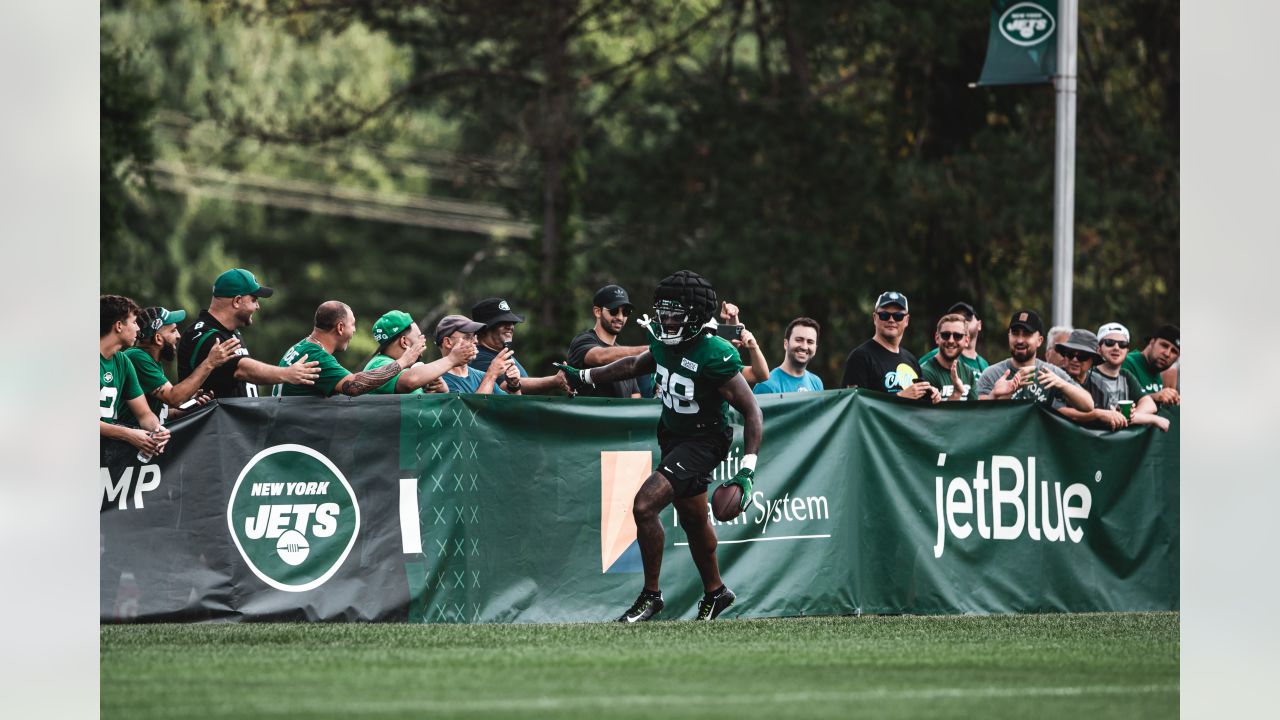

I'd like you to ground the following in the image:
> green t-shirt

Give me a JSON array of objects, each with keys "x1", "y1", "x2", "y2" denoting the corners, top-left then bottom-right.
[
  {"x1": 100, "y1": 352, "x2": 143, "y2": 424},
  {"x1": 649, "y1": 333, "x2": 744, "y2": 436},
  {"x1": 1121, "y1": 351, "x2": 1162, "y2": 396},
  {"x1": 919, "y1": 354, "x2": 978, "y2": 401},
  {"x1": 118, "y1": 347, "x2": 171, "y2": 426},
  {"x1": 273, "y1": 340, "x2": 349, "y2": 397},
  {"x1": 363, "y1": 354, "x2": 421, "y2": 395},
  {"x1": 919, "y1": 347, "x2": 990, "y2": 374}
]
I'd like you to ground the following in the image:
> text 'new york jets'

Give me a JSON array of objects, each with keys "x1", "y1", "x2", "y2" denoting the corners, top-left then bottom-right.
[{"x1": 932, "y1": 453, "x2": 1093, "y2": 558}]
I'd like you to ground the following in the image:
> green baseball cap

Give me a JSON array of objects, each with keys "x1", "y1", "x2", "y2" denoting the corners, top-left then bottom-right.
[
  {"x1": 137, "y1": 306, "x2": 188, "y2": 338},
  {"x1": 213, "y1": 268, "x2": 274, "y2": 298},
  {"x1": 373, "y1": 310, "x2": 414, "y2": 345}
]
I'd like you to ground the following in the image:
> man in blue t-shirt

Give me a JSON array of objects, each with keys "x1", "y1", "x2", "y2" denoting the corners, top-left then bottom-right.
[
  {"x1": 469, "y1": 297, "x2": 570, "y2": 395},
  {"x1": 433, "y1": 315, "x2": 509, "y2": 394},
  {"x1": 753, "y1": 317, "x2": 825, "y2": 395}
]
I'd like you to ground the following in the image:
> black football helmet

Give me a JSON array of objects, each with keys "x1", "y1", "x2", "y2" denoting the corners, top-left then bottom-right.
[{"x1": 649, "y1": 270, "x2": 717, "y2": 346}]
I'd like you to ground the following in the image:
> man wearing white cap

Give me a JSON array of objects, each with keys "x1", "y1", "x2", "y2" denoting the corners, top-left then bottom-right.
[{"x1": 1088, "y1": 322, "x2": 1169, "y2": 432}]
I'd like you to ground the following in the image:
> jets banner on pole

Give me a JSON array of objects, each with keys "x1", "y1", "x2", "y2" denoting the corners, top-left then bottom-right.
[
  {"x1": 100, "y1": 391, "x2": 1178, "y2": 623},
  {"x1": 976, "y1": 0, "x2": 1058, "y2": 86}
]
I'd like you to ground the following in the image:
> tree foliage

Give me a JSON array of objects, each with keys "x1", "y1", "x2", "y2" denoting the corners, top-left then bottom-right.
[{"x1": 102, "y1": 0, "x2": 1179, "y2": 385}]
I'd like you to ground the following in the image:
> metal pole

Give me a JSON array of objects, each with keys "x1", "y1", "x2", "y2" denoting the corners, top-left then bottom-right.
[{"x1": 1052, "y1": 0, "x2": 1078, "y2": 328}]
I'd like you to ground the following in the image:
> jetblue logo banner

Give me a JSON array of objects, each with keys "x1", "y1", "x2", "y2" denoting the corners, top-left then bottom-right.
[{"x1": 101, "y1": 391, "x2": 1178, "y2": 623}]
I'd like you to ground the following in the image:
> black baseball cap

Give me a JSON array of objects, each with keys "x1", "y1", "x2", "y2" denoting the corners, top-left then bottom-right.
[
  {"x1": 1146, "y1": 324, "x2": 1180, "y2": 348},
  {"x1": 947, "y1": 301, "x2": 977, "y2": 319},
  {"x1": 875, "y1": 291, "x2": 908, "y2": 311},
  {"x1": 1008, "y1": 309, "x2": 1044, "y2": 334},
  {"x1": 592, "y1": 284, "x2": 634, "y2": 311},
  {"x1": 471, "y1": 298, "x2": 524, "y2": 328}
]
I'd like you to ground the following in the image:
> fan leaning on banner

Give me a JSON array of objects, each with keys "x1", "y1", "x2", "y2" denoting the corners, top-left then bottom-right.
[
  {"x1": 118, "y1": 305, "x2": 241, "y2": 426},
  {"x1": 360, "y1": 310, "x2": 473, "y2": 395},
  {"x1": 555, "y1": 270, "x2": 763, "y2": 623},
  {"x1": 100, "y1": 295, "x2": 169, "y2": 458},
  {"x1": 272, "y1": 301, "x2": 427, "y2": 398},
  {"x1": 975, "y1": 309, "x2": 1094, "y2": 413},
  {"x1": 842, "y1": 291, "x2": 940, "y2": 403},
  {"x1": 178, "y1": 268, "x2": 321, "y2": 397}
]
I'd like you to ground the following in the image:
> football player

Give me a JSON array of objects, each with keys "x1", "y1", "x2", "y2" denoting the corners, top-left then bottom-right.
[{"x1": 556, "y1": 270, "x2": 763, "y2": 622}]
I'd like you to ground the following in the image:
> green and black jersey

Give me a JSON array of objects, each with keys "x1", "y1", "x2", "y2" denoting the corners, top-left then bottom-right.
[
  {"x1": 118, "y1": 347, "x2": 170, "y2": 425},
  {"x1": 100, "y1": 352, "x2": 143, "y2": 424},
  {"x1": 363, "y1": 354, "x2": 421, "y2": 395},
  {"x1": 648, "y1": 333, "x2": 744, "y2": 436},
  {"x1": 273, "y1": 339, "x2": 349, "y2": 397}
]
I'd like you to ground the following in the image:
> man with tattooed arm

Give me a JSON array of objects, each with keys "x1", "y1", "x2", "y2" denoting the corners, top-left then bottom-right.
[{"x1": 272, "y1": 301, "x2": 427, "y2": 398}]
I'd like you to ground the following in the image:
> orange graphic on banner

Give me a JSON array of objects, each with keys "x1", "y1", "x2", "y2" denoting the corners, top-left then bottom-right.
[{"x1": 600, "y1": 451, "x2": 652, "y2": 572}]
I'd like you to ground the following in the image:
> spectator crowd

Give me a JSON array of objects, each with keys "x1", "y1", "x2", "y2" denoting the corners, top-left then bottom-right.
[{"x1": 101, "y1": 268, "x2": 1179, "y2": 456}]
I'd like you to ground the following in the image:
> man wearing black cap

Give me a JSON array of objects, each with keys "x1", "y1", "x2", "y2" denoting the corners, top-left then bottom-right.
[
  {"x1": 470, "y1": 297, "x2": 570, "y2": 395},
  {"x1": 1122, "y1": 324, "x2": 1180, "y2": 405},
  {"x1": 919, "y1": 301, "x2": 990, "y2": 374},
  {"x1": 178, "y1": 268, "x2": 321, "y2": 397},
  {"x1": 842, "y1": 291, "x2": 939, "y2": 402},
  {"x1": 565, "y1": 285, "x2": 646, "y2": 398},
  {"x1": 119, "y1": 305, "x2": 240, "y2": 426},
  {"x1": 975, "y1": 309, "x2": 1094, "y2": 412}
]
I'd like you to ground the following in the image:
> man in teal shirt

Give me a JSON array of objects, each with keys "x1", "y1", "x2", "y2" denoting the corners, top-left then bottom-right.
[
  {"x1": 752, "y1": 317, "x2": 824, "y2": 395},
  {"x1": 273, "y1": 301, "x2": 425, "y2": 397},
  {"x1": 363, "y1": 310, "x2": 473, "y2": 394}
]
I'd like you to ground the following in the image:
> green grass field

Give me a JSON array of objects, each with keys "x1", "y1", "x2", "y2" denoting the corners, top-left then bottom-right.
[{"x1": 102, "y1": 612, "x2": 1178, "y2": 719}]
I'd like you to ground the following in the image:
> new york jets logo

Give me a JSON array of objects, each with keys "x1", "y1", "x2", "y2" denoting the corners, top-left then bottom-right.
[
  {"x1": 999, "y1": 2, "x2": 1055, "y2": 47},
  {"x1": 498, "y1": 300, "x2": 511, "y2": 311},
  {"x1": 226, "y1": 444, "x2": 361, "y2": 592},
  {"x1": 103, "y1": 372, "x2": 113, "y2": 383}
]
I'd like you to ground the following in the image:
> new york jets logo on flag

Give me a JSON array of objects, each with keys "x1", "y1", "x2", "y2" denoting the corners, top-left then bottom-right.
[
  {"x1": 999, "y1": 2, "x2": 1055, "y2": 47},
  {"x1": 227, "y1": 444, "x2": 361, "y2": 592}
]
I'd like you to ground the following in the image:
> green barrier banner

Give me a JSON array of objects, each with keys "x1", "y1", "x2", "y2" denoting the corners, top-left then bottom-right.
[
  {"x1": 100, "y1": 390, "x2": 1178, "y2": 623},
  {"x1": 976, "y1": 0, "x2": 1058, "y2": 86}
]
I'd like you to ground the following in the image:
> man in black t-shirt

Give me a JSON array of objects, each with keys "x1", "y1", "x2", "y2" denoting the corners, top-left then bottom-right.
[
  {"x1": 841, "y1": 291, "x2": 939, "y2": 403},
  {"x1": 178, "y1": 268, "x2": 320, "y2": 398},
  {"x1": 565, "y1": 284, "x2": 646, "y2": 398}
]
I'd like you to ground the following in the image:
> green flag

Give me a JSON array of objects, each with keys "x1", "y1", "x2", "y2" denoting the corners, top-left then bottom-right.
[{"x1": 976, "y1": 0, "x2": 1058, "y2": 86}]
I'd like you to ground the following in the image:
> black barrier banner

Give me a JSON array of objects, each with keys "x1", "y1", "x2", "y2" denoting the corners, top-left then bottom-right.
[{"x1": 100, "y1": 391, "x2": 1178, "y2": 622}]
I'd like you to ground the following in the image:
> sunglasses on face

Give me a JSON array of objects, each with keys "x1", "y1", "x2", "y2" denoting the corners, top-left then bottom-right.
[
  {"x1": 1100, "y1": 338, "x2": 1129, "y2": 348},
  {"x1": 1062, "y1": 350, "x2": 1094, "y2": 362},
  {"x1": 877, "y1": 311, "x2": 907, "y2": 322},
  {"x1": 938, "y1": 331, "x2": 966, "y2": 341},
  {"x1": 605, "y1": 306, "x2": 631, "y2": 318}
]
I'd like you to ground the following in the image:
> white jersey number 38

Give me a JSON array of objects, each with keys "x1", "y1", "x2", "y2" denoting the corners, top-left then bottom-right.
[{"x1": 654, "y1": 365, "x2": 699, "y2": 415}]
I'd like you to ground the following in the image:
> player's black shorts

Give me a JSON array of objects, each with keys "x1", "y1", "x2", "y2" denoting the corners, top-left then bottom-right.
[{"x1": 656, "y1": 424, "x2": 733, "y2": 499}]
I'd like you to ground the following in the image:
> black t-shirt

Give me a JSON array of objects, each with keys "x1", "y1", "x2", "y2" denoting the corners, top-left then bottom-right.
[
  {"x1": 177, "y1": 309, "x2": 254, "y2": 398},
  {"x1": 567, "y1": 328, "x2": 639, "y2": 398},
  {"x1": 841, "y1": 338, "x2": 924, "y2": 396}
]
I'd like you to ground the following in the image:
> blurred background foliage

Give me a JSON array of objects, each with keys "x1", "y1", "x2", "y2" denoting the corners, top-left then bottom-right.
[{"x1": 101, "y1": 0, "x2": 1177, "y2": 385}]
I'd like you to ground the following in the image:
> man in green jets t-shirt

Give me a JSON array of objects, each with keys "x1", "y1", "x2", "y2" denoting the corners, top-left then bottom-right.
[
  {"x1": 1122, "y1": 323, "x2": 1180, "y2": 406},
  {"x1": 100, "y1": 295, "x2": 169, "y2": 458},
  {"x1": 272, "y1": 301, "x2": 426, "y2": 398},
  {"x1": 362, "y1": 310, "x2": 475, "y2": 394},
  {"x1": 119, "y1": 306, "x2": 241, "y2": 426},
  {"x1": 555, "y1": 270, "x2": 764, "y2": 624}
]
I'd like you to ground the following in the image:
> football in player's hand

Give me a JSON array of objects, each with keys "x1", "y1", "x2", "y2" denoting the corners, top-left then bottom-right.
[{"x1": 711, "y1": 483, "x2": 744, "y2": 521}]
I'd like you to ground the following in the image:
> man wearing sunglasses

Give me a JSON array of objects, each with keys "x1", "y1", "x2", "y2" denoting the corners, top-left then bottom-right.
[
  {"x1": 976, "y1": 309, "x2": 1094, "y2": 413},
  {"x1": 919, "y1": 301, "x2": 990, "y2": 374},
  {"x1": 919, "y1": 313, "x2": 977, "y2": 401},
  {"x1": 565, "y1": 284, "x2": 645, "y2": 398},
  {"x1": 1070, "y1": 322, "x2": 1169, "y2": 432},
  {"x1": 842, "y1": 291, "x2": 938, "y2": 403}
]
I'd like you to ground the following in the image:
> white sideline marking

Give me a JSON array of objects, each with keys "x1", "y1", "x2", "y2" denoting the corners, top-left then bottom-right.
[
  {"x1": 205, "y1": 684, "x2": 1177, "y2": 716},
  {"x1": 399, "y1": 478, "x2": 422, "y2": 554},
  {"x1": 675, "y1": 533, "x2": 832, "y2": 546}
]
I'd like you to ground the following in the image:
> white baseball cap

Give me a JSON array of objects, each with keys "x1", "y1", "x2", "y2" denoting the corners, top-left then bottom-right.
[{"x1": 1096, "y1": 322, "x2": 1130, "y2": 342}]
